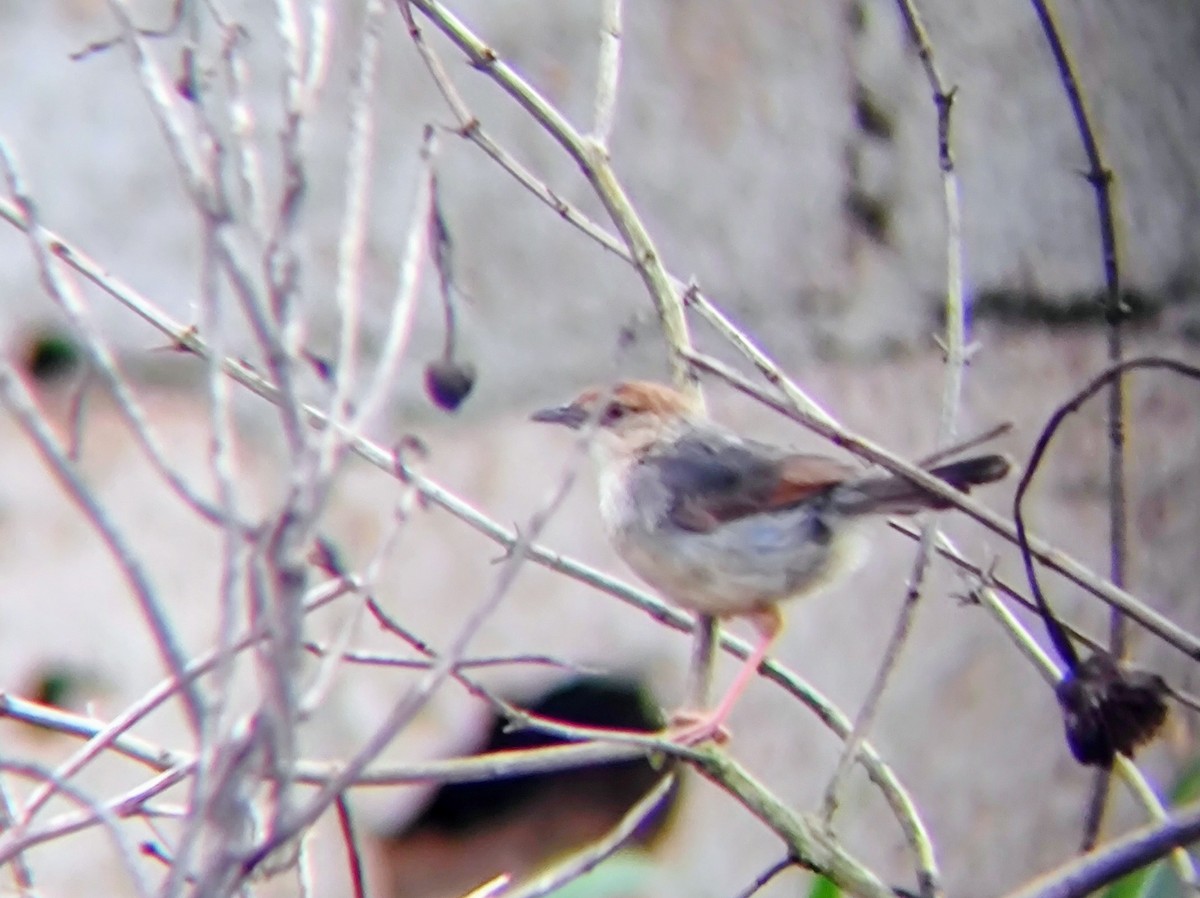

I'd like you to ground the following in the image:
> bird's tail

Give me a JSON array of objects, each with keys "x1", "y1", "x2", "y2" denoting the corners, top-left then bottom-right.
[{"x1": 834, "y1": 454, "x2": 1010, "y2": 516}]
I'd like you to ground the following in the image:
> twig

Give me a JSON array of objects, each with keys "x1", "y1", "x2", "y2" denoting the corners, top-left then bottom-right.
[
  {"x1": 819, "y1": 523, "x2": 938, "y2": 833},
  {"x1": 1026, "y1": 0, "x2": 1128, "y2": 850},
  {"x1": 682, "y1": 283, "x2": 839, "y2": 426},
  {"x1": 0, "y1": 775, "x2": 36, "y2": 895},
  {"x1": 350, "y1": 127, "x2": 437, "y2": 429},
  {"x1": 398, "y1": 0, "x2": 719, "y2": 725},
  {"x1": 317, "y1": 0, "x2": 389, "y2": 481},
  {"x1": 822, "y1": 4, "x2": 966, "y2": 866},
  {"x1": 366, "y1": 574, "x2": 928, "y2": 898},
  {"x1": 237, "y1": 371, "x2": 605, "y2": 878},
  {"x1": 892, "y1": 520, "x2": 1200, "y2": 716},
  {"x1": 589, "y1": 0, "x2": 624, "y2": 145},
  {"x1": 303, "y1": 640, "x2": 594, "y2": 673},
  {"x1": 255, "y1": 0, "x2": 310, "y2": 456},
  {"x1": 973, "y1": 578, "x2": 1197, "y2": 887},
  {"x1": 691, "y1": 753, "x2": 894, "y2": 898},
  {"x1": 334, "y1": 795, "x2": 367, "y2": 898},
  {"x1": 0, "y1": 760, "x2": 153, "y2": 898},
  {"x1": 220, "y1": 23, "x2": 270, "y2": 237},
  {"x1": 0, "y1": 691, "x2": 652, "y2": 791},
  {"x1": 164, "y1": 18, "x2": 254, "y2": 884},
  {"x1": 298, "y1": 456, "x2": 428, "y2": 719},
  {"x1": 997, "y1": 798, "x2": 1200, "y2": 898},
  {"x1": 0, "y1": 139, "x2": 237, "y2": 532},
  {"x1": 685, "y1": 348, "x2": 1200, "y2": 662},
  {"x1": 398, "y1": 0, "x2": 840, "y2": 442},
  {"x1": 893, "y1": 0, "x2": 967, "y2": 445},
  {"x1": 71, "y1": 0, "x2": 187, "y2": 60},
  {"x1": 301, "y1": 0, "x2": 334, "y2": 107},
  {"x1": 460, "y1": 874, "x2": 511, "y2": 898},
  {"x1": 0, "y1": 186, "x2": 932, "y2": 879},
  {"x1": 730, "y1": 856, "x2": 796, "y2": 898},
  {"x1": 0, "y1": 766, "x2": 193, "y2": 866},
  {"x1": 1012, "y1": 357, "x2": 1200, "y2": 674},
  {"x1": 402, "y1": 0, "x2": 696, "y2": 391},
  {"x1": 502, "y1": 773, "x2": 674, "y2": 898},
  {"x1": 916, "y1": 423, "x2": 1012, "y2": 468},
  {"x1": 0, "y1": 357, "x2": 204, "y2": 734},
  {"x1": 106, "y1": 0, "x2": 220, "y2": 213},
  {"x1": 13, "y1": 577, "x2": 350, "y2": 834}
]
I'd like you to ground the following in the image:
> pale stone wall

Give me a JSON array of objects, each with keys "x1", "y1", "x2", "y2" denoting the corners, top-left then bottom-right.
[{"x1": 1, "y1": 2, "x2": 1199, "y2": 896}]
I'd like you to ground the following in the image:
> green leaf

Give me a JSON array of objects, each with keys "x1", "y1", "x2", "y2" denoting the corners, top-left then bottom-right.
[{"x1": 807, "y1": 874, "x2": 841, "y2": 898}]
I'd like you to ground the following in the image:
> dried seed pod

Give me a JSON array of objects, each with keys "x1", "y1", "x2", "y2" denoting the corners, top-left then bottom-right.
[
  {"x1": 424, "y1": 358, "x2": 476, "y2": 412},
  {"x1": 1056, "y1": 653, "x2": 1169, "y2": 767},
  {"x1": 25, "y1": 331, "x2": 80, "y2": 383}
]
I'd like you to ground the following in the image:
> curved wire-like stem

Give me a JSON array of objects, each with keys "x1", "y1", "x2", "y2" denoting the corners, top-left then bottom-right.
[{"x1": 1012, "y1": 357, "x2": 1200, "y2": 674}]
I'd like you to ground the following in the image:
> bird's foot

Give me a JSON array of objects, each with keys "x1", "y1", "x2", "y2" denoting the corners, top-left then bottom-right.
[{"x1": 664, "y1": 709, "x2": 731, "y2": 746}]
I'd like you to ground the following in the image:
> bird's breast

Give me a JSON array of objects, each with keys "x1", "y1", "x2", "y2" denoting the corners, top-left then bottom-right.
[{"x1": 598, "y1": 467, "x2": 865, "y2": 616}]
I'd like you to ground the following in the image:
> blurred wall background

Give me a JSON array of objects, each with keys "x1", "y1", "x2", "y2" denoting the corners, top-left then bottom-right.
[{"x1": 1, "y1": 2, "x2": 1199, "y2": 896}]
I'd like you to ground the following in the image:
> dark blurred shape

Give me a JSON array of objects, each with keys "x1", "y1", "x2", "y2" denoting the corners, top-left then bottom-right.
[
  {"x1": 22, "y1": 662, "x2": 94, "y2": 712},
  {"x1": 1056, "y1": 653, "x2": 1169, "y2": 767},
  {"x1": 853, "y1": 83, "x2": 894, "y2": 140},
  {"x1": 424, "y1": 358, "x2": 476, "y2": 412},
  {"x1": 967, "y1": 287, "x2": 1161, "y2": 329},
  {"x1": 302, "y1": 349, "x2": 334, "y2": 382},
  {"x1": 308, "y1": 536, "x2": 347, "y2": 577},
  {"x1": 24, "y1": 329, "x2": 80, "y2": 383},
  {"x1": 843, "y1": 187, "x2": 890, "y2": 244},
  {"x1": 412, "y1": 678, "x2": 669, "y2": 837},
  {"x1": 375, "y1": 677, "x2": 677, "y2": 898}
]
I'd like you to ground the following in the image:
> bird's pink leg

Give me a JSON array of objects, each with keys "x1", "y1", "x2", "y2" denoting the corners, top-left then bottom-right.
[{"x1": 669, "y1": 606, "x2": 782, "y2": 746}]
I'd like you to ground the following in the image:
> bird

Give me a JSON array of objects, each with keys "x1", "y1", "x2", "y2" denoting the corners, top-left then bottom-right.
[{"x1": 532, "y1": 380, "x2": 1010, "y2": 746}]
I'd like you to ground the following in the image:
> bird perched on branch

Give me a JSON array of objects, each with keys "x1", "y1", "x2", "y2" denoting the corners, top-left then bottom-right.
[{"x1": 533, "y1": 380, "x2": 1009, "y2": 745}]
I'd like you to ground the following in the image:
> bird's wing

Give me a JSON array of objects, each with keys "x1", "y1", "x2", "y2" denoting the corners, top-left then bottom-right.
[{"x1": 644, "y1": 431, "x2": 855, "y2": 533}]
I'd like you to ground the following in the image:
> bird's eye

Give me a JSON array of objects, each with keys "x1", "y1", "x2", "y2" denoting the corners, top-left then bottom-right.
[{"x1": 601, "y1": 403, "x2": 627, "y2": 425}]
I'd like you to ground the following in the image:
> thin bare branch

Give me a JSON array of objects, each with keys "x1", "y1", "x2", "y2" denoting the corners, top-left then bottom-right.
[
  {"x1": 0, "y1": 141, "x2": 240, "y2": 532},
  {"x1": 0, "y1": 358, "x2": 204, "y2": 733},
  {"x1": 973, "y1": 578, "x2": 1197, "y2": 887},
  {"x1": 334, "y1": 796, "x2": 366, "y2": 898},
  {"x1": 237, "y1": 382, "x2": 605, "y2": 878},
  {"x1": 1026, "y1": 0, "x2": 1129, "y2": 848},
  {"x1": 349, "y1": 127, "x2": 437, "y2": 430},
  {"x1": 318, "y1": 0, "x2": 388, "y2": 481},
  {"x1": 589, "y1": 0, "x2": 624, "y2": 145},
  {"x1": 1012, "y1": 357, "x2": 1200, "y2": 672},
  {"x1": 401, "y1": 0, "x2": 697, "y2": 395},
  {"x1": 503, "y1": 774, "x2": 674, "y2": 898},
  {"x1": 0, "y1": 176, "x2": 930, "y2": 883},
  {"x1": 998, "y1": 799, "x2": 1200, "y2": 898},
  {"x1": 301, "y1": 0, "x2": 334, "y2": 106},
  {"x1": 686, "y1": 348, "x2": 1200, "y2": 662},
  {"x1": 0, "y1": 761, "x2": 153, "y2": 898},
  {"x1": 820, "y1": 13, "x2": 963, "y2": 884},
  {"x1": 0, "y1": 775, "x2": 36, "y2": 895},
  {"x1": 731, "y1": 857, "x2": 796, "y2": 898}
]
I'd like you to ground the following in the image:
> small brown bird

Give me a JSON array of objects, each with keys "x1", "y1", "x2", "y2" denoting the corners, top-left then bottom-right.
[{"x1": 533, "y1": 380, "x2": 1009, "y2": 745}]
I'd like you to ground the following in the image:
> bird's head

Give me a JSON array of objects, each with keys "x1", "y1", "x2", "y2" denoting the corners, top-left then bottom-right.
[{"x1": 531, "y1": 380, "x2": 697, "y2": 457}]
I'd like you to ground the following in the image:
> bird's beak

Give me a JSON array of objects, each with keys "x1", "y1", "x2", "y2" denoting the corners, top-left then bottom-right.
[{"x1": 530, "y1": 401, "x2": 589, "y2": 429}]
